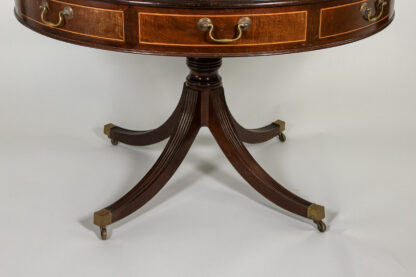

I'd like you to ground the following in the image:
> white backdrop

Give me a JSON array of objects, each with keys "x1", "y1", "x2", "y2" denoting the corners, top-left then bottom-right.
[{"x1": 1, "y1": 1, "x2": 415, "y2": 277}]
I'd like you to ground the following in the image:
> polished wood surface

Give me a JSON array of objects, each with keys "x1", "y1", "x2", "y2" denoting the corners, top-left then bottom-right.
[
  {"x1": 320, "y1": 0, "x2": 392, "y2": 38},
  {"x1": 15, "y1": 0, "x2": 395, "y2": 57},
  {"x1": 14, "y1": 0, "x2": 392, "y2": 238},
  {"x1": 94, "y1": 58, "x2": 326, "y2": 239},
  {"x1": 20, "y1": 0, "x2": 125, "y2": 41},
  {"x1": 139, "y1": 11, "x2": 307, "y2": 46}
]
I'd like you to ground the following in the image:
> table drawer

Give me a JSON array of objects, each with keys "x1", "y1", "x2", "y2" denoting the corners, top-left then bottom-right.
[
  {"x1": 19, "y1": 0, "x2": 125, "y2": 41},
  {"x1": 320, "y1": 0, "x2": 392, "y2": 39},
  {"x1": 138, "y1": 11, "x2": 308, "y2": 47}
]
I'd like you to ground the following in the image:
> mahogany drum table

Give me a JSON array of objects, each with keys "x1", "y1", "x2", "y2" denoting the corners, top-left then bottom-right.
[{"x1": 15, "y1": 0, "x2": 395, "y2": 240}]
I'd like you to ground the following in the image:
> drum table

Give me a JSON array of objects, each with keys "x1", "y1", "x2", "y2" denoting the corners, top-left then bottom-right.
[{"x1": 15, "y1": 0, "x2": 395, "y2": 240}]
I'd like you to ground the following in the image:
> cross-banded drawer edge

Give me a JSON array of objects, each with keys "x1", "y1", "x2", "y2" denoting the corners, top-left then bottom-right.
[
  {"x1": 138, "y1": 11, "x2": 308, "y2": 47},
  {"x1": 319, "y1": 0, "x2": 391, "y2": 39},
  {"x1": 21, "y1": 0, "x2": 125, "y2": 42}
]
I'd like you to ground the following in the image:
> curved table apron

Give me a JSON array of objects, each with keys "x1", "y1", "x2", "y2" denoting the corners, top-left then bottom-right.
[
  {"x1": 15, "y1": 0, "x2": 394, "y2": 57},
  {"x1": 14, "y1": 0, "x2": 395, "y2": 240}
]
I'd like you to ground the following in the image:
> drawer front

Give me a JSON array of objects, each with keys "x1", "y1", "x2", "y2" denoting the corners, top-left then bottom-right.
[
  {"x1": 15, "y1": 0, "x2": 395, "y2": 56},
  {"x1": 320, "y1": 0, "x2": 392, "y2": 39},
  {"x1": 20, "y1": 0, "x2": 125, "y2": 41},
  {"x1": 138, "y1": 11, "x2": 308, "y2": 47}
]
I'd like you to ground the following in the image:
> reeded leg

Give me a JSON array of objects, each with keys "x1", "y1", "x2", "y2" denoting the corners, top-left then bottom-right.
[
  {"x1": 231, "y1": 116, "x2": 287, "y2": 144},
  {"x1": 94, "y1": 88, "x2": 200, "y2": 239},
  {"x1": 104, "y1": 90, "x2": 186, "y2": 146},
  {"x1": 209, "y1": 89, "x2": 326, "y2": 230},
  {"x1": 93, "y1": 57, "x2": 327, "y2": 239}
]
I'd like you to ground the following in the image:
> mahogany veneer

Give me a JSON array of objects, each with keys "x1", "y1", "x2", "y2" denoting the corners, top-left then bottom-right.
[
  {"x1": 14, "y1": 0, "x2": 395, "y2": 239},
  {"x1": 15, "y1": 0, "x2": 394, "y2": 56}
]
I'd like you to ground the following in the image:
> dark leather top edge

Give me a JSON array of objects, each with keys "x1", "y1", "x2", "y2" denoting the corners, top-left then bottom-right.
[{"x1": 94, "y1": 0, "x2": 338, "y2": 9}]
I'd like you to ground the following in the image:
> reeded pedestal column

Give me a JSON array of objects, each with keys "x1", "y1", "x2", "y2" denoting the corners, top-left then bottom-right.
[{"x1": 94, "y1": 57, "x2": 326, "y2": 240}]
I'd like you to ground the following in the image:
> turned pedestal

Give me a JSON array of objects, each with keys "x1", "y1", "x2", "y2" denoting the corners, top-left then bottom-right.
[{"x1": 94, "y1": 57, "x2": 326, "y2": 240}]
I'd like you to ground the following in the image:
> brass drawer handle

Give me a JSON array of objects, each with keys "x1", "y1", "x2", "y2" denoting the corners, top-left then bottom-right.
[
  {"x1": 198, "y1": 17, "x2": 252, "y2": 44},
  {"x1": 361, "y1": 0, "x2": 387, "y2": 22},
  {"x1": 40, "y1": 0, "x2": 73, "y2": 27}
]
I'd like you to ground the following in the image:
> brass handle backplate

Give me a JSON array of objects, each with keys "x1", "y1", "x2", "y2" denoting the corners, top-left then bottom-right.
[
  {"x1": 361, "y1": 0, "x2": 388, "y2": 22},
  {"x1": 40, "y1": 0, "x2": 73, "y2": 28},
  {"x1": 198, "y1": 17, "x2": 252, "y2": 44}
]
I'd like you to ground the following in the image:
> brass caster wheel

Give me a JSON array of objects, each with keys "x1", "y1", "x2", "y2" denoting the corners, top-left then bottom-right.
[
  {"x1": 100, "y1": 227, "x2": 107, "y2": 240},
  {"x1": 278, "y1": 132, "x2": 286, "y2": 143},
  {"x1": 111, "y1": 138, "x2": 119, "y2": 146},
  {"x1": 314, "y1": 220, "x2": 327, "y2": 233}
]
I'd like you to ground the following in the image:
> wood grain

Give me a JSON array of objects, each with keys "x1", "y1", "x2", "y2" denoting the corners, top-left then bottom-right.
[
  {"x1": 94, "y1": 57, "x2": 322, "y2": 231},
  {"x1": 139, "y1": 11, "x2": 307, "y2": 46},
  {"x1": 320, "y1": 0, "x2": 391, "y2": 39},
  {"x1": 19, "y1": 0, "x2": 125, "y2": 41},
  {"x1": 14, "y1": 0, "x2": 395, "y2": 57}
]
